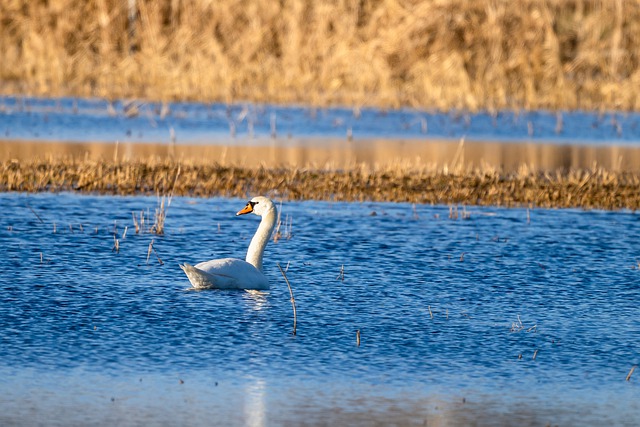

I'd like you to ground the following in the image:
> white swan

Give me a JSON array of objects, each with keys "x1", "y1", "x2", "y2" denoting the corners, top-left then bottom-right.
[{"x1": 180, "y1": 196, "x2": 277, "y2": 290}]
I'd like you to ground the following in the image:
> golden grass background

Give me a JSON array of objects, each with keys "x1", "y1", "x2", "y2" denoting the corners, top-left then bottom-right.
[{"x1": 2, "y1": 0, "x2": 640, "y2": 111}]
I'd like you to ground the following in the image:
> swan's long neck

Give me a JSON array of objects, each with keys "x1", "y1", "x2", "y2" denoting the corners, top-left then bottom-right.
[{"x1": 246, "y1": 207, "x2": 277, "y2": 271}]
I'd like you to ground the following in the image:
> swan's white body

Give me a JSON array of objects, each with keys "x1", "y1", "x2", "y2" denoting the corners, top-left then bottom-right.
[{"x1": 180, "y1": 196, "x2": 277, "y2": 290}]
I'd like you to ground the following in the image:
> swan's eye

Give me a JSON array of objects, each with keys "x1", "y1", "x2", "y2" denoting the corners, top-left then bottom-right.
[{"x1": 249, "y1": 201, "x2": 258, "y2": 207}]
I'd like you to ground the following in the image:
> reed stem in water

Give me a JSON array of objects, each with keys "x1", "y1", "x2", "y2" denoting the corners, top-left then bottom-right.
[
  {"x1": 277, "y1": 262, "x2": 297, "y2": 336},
  {"x1": 626, "y1": 365, "x2": 636, "y2": 381}
]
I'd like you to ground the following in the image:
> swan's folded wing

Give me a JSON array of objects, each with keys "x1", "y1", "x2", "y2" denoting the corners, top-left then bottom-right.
[
  {"x1": 180, "y1": 263, "x2": 219, "y2": 289},
  {"x1": 180, "y1": 259, "x2": 269, "y2": 290}
]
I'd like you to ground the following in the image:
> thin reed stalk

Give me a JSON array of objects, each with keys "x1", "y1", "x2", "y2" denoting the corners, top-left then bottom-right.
[
  {"x1": 27, "y1": 205, "x2": 44, "y2": 224},
  {"x1": 151, "y1": 166, "x2": 180, "y2": 235},
  {"x1": 277, "y1": 262, "x2": 297, "y2": 336},
  {"x1": 626, "y1": 365, "x2": 636, "y2": 381},
  {"x1": 146, "y1": 240, "x2": 154, "y2": 265}
]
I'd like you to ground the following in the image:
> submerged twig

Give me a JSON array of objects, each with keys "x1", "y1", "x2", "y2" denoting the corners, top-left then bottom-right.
[
  {"x1": 145, "y1": 239, "x2": 163, "y2": 265},
  {"x1": 132, "y1": 211, "x2": 140, "y2": 233},
  {"x1": 277, "y1": 262, "x2": 297, "y2": 336},
  {"x1": 146, "y1": 240, "x2": 153, "y2": 265},
  {"x1": 27, "y1": 204, "x2": 44, "y2": 224},
  {"x1": 153, "y1": 245, "x2": 164, "y2": 265},
  {"x1": 511, "y1": 314, "x2": 537, "y2": 333},
  {"x1": 511, "y1": 315, "x2": 524, "y2": 332}
]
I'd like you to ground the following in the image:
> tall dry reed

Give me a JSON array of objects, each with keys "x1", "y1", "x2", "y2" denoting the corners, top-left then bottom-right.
[{"x1": 2, "y1": 0, "x2": 640, "y2": 111}]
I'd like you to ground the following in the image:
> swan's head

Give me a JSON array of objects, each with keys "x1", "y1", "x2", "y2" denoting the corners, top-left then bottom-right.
[{"x1": 236, "y1": 196, "x2": 276, "y2": 217}]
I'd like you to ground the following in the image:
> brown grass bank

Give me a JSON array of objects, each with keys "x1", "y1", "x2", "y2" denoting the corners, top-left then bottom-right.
[
  {"x1": 2, "y1": 158, "x2": 639, "y2": 210},
  {"x1": 2, "y1": 0, "x2": 640, "y2": 111}
]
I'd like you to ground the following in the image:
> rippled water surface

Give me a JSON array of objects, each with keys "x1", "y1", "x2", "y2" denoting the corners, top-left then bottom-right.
[{"x1": 1, "y1": 193, "x2": 639, "y2": 426}]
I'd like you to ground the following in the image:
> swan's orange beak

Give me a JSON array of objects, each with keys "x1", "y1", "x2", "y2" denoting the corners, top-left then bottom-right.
[{"x1": 236, "y1": 202, "x2": 254, "y2": 216}]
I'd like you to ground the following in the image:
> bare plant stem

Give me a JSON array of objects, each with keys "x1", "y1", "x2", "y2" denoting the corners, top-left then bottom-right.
[
  {"x1": 27, "y1": 204, "x2": 44, "y2": 224},
  {"x1": 626, "y1": 365, "x2": 636, "y2": 381},
  {"x1": 153, "y1": 245, "x2": 164, "y2": 265},
  {"x1": 277, "y1": 262, "x2": 297, "y2": 336},
  {"x1": 152, "y1": 166, "x2": 181, "y2": 235},
  {"x1": 146, "y1": 240, "x2": 153, "y2": 265},
  {"x1": 273, "y1": 200, "x2": 283, "y2": 242},
  {"x1": 132, "y1": 211, "x2": 140, "y2": 233}
]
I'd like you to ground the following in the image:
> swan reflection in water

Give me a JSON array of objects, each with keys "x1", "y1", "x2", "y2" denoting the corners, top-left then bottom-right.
[
  {"x1": 244, "y1": 378, "x2": 267, "y2": 427},
  {"x1": 243, "y1": 290, "x2": 270, "y2": 311}
]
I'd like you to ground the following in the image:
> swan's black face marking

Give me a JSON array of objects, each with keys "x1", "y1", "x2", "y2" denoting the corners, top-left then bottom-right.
[{"x1": 236, "y1": 200, "x2": 257, "y2": 216}]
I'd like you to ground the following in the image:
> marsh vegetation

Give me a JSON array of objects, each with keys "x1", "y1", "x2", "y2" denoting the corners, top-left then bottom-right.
[
  {"x1": 2, "y1": 157, "x2": 640, "y2": 210},
  {"x1": 2, "y1": 0, "x2": 640, "y2": 111}
]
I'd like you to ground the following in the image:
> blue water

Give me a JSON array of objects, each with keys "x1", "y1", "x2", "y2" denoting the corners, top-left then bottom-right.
[
  {"x1": 1, "y1": 192, "x2": 639, "y2": 425},
  {"x1": 2, "y1": 95, "x2": 640, "y2": 146}
]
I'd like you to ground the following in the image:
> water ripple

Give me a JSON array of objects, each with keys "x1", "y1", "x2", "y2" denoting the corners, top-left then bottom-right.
[{"x1": 1, "y1": 193, "x2": 639, "y2": 425}]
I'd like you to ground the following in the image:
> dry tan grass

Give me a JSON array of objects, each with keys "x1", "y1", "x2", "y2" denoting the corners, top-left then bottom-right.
[
  {"x1": 2, "y1": 0, "x2": 640, "y2": 110},
  {"x1": 2, "y1": 157, "x2": 640, "y2": 210}
]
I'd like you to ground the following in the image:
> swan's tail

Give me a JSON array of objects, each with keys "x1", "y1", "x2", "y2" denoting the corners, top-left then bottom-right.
[{"x1": 180, "y1": 263, "x2": 215, "y2": 289}]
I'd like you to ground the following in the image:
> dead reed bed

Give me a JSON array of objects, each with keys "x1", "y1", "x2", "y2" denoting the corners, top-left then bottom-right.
[
  {"x1": 2, "y1": 0, "x2": 640, "y2": 111},
  {"x1": 2, "y1": 158, "x2": 640, "y2": 210}
]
